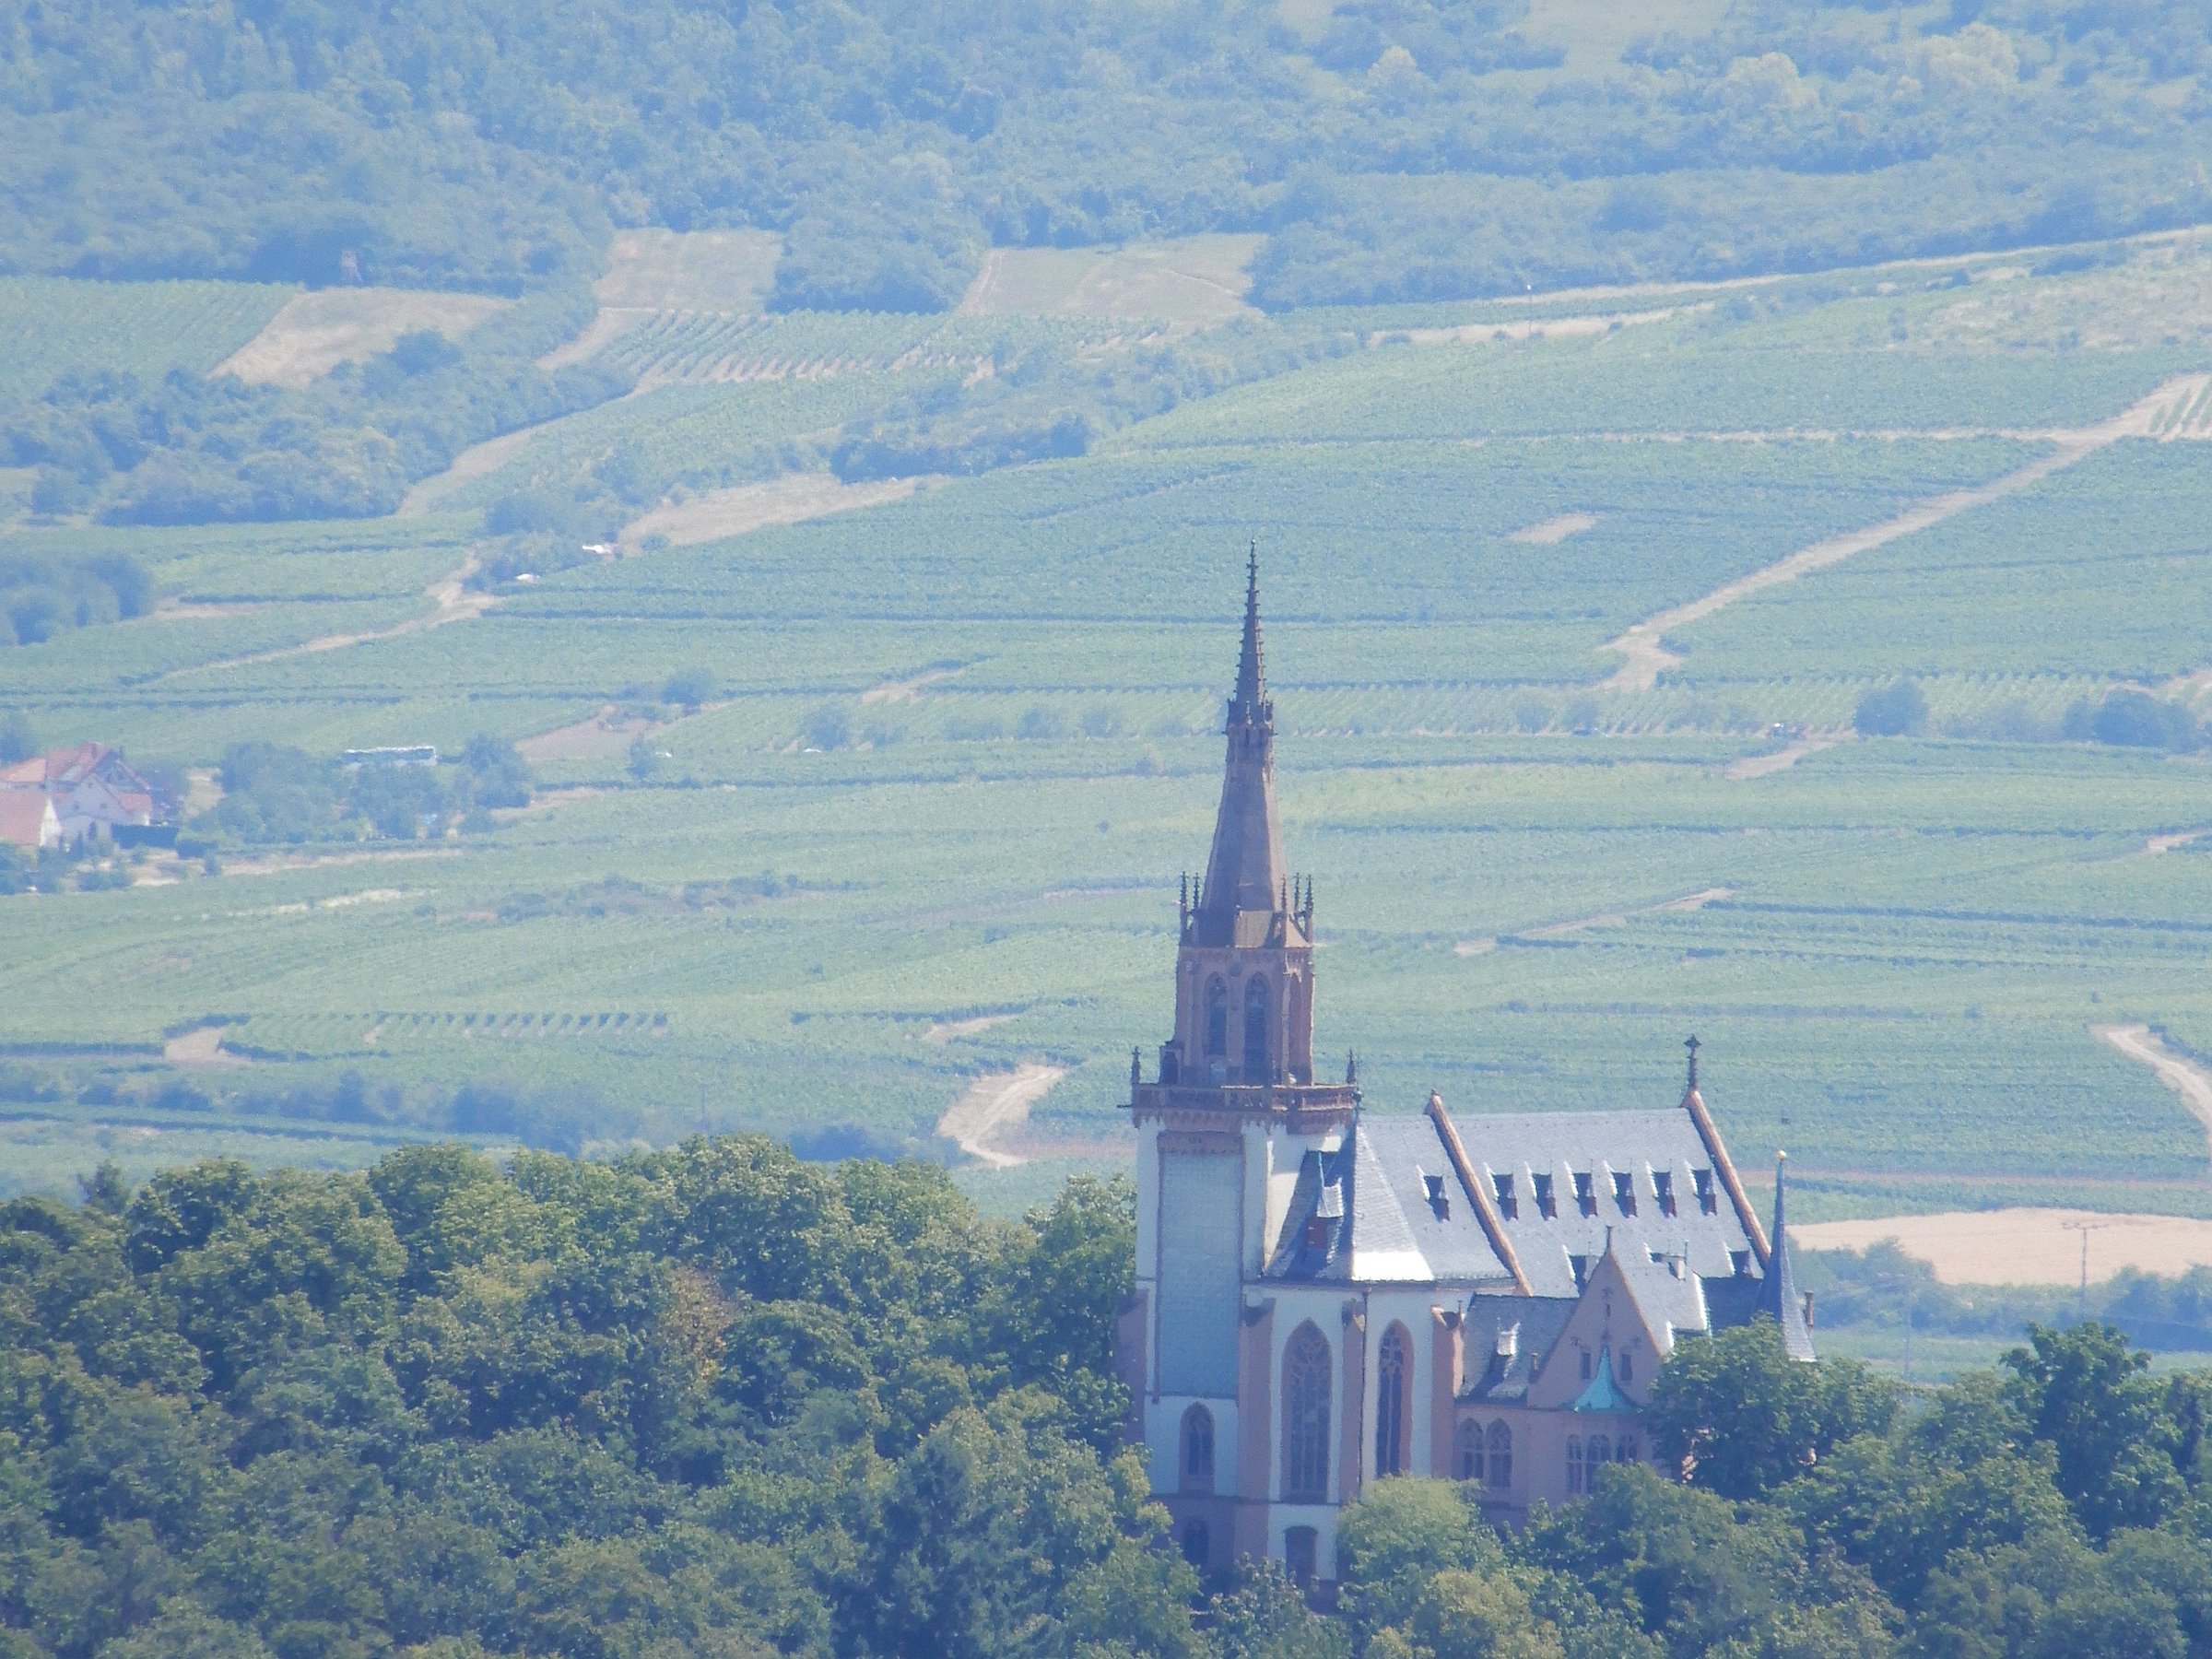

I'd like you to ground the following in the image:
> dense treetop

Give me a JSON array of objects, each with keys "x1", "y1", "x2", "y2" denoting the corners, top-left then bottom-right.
[
  {"x1": 9, "y1": 1142, "x2": 2212, "y2": 1657},
  {"x1": 1, "y1": 0, "x2": 2207, "y2": 306}
]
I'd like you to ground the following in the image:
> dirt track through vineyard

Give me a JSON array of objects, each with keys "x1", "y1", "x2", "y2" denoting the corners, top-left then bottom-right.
[
  {"x1": 1598, "y1": 374, "x2": 2212, "y2": 691},
  {"x1": 936, "y1": 1064, "x2": 1065, "y2": 1168}
]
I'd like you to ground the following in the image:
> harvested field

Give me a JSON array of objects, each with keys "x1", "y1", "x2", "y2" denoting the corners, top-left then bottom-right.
[
  {"x1": 959, "y1": 234, "x2": 1263, "y2": 326},
  {"x1": 517, "y1": 706, "x2": 660, "y2": 762},
  {"x1": 218, "y1": 288, "x2": 506, "y2": 386},
  {"x1": 619, "y1": 474, "x2": 926, "y2": 550},
  {"x1": 1795, "y1": 1207, "x2": 2212, "y2": 1286}
]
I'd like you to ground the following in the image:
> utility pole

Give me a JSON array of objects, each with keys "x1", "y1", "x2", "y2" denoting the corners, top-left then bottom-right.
[{"x1": 2061, "y1": 1218, "x2": 2113, "y2": 1321}]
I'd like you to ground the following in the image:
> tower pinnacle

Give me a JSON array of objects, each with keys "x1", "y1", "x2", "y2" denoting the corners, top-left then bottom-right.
[{"x1": 1233, "y1": 540, "x2": 1265, "y2": 714}]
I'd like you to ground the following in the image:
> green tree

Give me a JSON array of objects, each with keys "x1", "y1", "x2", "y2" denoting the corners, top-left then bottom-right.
[
  {"x1": 1646, "y1": 1323, "x2": 1899, "y2": 1500},
  {"x1": 1335, "y1": 1479, "x2": 1500, "y2": 1649},
  {"x1": 2003, "y1": 1322, "x2": 2186, "y2": 1539},
  {"x1": 1853, "y1": 680, "x2": 1928, "y2": 738}
]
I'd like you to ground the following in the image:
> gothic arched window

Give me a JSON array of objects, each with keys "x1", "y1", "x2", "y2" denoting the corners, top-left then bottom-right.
[
  {"x1": 1454, "y1": 1418, "x2": 1482, "y2": 1483},
  {"x1": 1586, "y1": 1432, "x2": 1610, "y2": 1488},
  {"x1": 1485, "y1": 1421, "x2": 1512, "y2": 1490},
  {"x1": 1374, "y1": 1324, "x2": 1411, "y2": 1477},
  {"x1": 1617, "y1": 1437, "x2": 1639, "y2": 1465},
  {"x1": 1280, "y1": 1323, "x2": 1331, "y2": 1500},
  {"x1": 1566, "y1": 1436, "x2": 1583, "y2": 1495},
  {"x1": 1204, "y1": 977, "x2": 1229, "y2": 1056},
  {"x1": 1182, "y1": 1403, "x2": 1216, "y2": 1492},
  {"x1": 1243, "y1": 975, "x2": 1270, "y2": 1077}
]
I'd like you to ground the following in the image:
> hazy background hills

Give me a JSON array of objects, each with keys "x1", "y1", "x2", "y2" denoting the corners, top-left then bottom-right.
[{"x1": 5, "y1": 0, "x2": 2208, "y2": 307}]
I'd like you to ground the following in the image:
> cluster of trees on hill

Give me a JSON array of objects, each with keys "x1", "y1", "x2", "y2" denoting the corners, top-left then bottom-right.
[
  {"x1": 8, "y1": 1143, "x2": 2212, "y2": 1659},
  {"x1": 184, "y1": 736, "x2": 533, "y2": 849},
  {"x1": 2, "y1": 0, "x2": 2207, "y2": 309}
]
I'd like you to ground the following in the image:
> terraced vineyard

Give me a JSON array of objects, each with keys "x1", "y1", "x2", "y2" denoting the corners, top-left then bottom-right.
[
  {"x1": 0, "y1": 276, "x2": 292, "y2": 406},
  {"x1": 6, "y1": 241, "x2": 2212, "y2": 1225}
]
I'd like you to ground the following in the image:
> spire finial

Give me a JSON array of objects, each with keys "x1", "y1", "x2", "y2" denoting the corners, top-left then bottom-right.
[
  {"x1": 1233, "y1": 542, "x2": 1265, "y2": 712},
  {"x1": 1684, "y1": 1033, "x2": 1700, "y2": 1093}
]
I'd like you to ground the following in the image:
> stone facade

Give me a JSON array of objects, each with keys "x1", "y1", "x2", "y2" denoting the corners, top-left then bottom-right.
[{"x1": 1121, "y1": 558, "x2": 1812, "y2": 1592}]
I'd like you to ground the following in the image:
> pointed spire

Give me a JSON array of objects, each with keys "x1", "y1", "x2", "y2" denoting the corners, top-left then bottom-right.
[
  {"x1": 1756, "y1": 1151, "x2": 1818, "y2": 1361},
  {"x1": 1196, "y1": 547, "x2": 1288, "y2": 940},
  {"x1": 1233, "y1": 539, "x2": 1265, "y2": 714}
]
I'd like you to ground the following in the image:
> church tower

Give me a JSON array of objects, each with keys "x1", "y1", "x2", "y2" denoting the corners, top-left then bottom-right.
[{"x1": 1124, "y1": 552, "x2": 1359, "y2": 1572}]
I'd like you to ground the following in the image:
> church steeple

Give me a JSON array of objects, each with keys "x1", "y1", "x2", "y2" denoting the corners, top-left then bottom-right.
[
  {"x1": 1139, "y1": 553, "x2": 1333, "y2": 1099},
  {"x1": 1197, "y1": 546, "x2": 1290, "y2": 946}
]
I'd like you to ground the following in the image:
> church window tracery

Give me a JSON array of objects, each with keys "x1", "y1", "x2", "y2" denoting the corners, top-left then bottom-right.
[
  {"x1": 1243, "y1": 975, "x2": 1270, "y2": 1078},
  {"x1": 1280, "y1": 1324, "x2": 1331, "y2": 1500},
  {"x1": 1204, "y1": 978, "x2": 1228, "y2": 1056},
  {"x1": 1454, "y1": 1418, "x2": 1482, "y2": 1482},
  {"x1": 1485, "y1": 1422, "x2": 1512, "y2": 1489},
  {"x1": 1374, "y1": 1324, "x2": 1410, "y2": 1477},
  {"x1": 1181, "y1": 1404, "x2": 1216, "y2": 1490},
  {"x1": 1566, "y1": 1436, "x2": 1583, "y2": 1495}
]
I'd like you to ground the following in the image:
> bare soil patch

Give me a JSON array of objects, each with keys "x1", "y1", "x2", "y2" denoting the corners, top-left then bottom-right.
[
  {"x1": 518, "y1": 706, "x2": 660, "y2": 763},
  {"x1": 1727, "y1": 734, "x2": 1847, "y2": 781},
  {"x1": 959, "y1": 235, "x2": 1264, "y2": 327},
  {"x1": 2097, "y1": 1023, "x2": 2212, "y2": 1155},
  {"x1": 163, "y1": 1024, "x2": 251, "y2": 1069},
  {"x1": 218, "y1": 288, "x2": 507, "y2": 388},
  {"x1": 1795, "y1": 1207, "x2": 2212, "y2": 1286},
  {"x1": 937, "y1": 1064, "x2": 1066, "y2": 1169},
  {"x1": 1510, "y1": 512, "x2": 1601, "y2": 545},
  {"x1": 594, "y1": 229, "x2": 782, "y2": 313},
  {"x1": 1598, "y1": 375, "x2": 2210, "y2": 691},
  {"x1": 922, "y1": 1013, "x2": 1021, "y2": 1045},
  {"x1": 863, "y1": 666, "x2": 964, "y2": 705},
  {"x1": 620, "y1": 475, "x2": 925, "y2": 551}
]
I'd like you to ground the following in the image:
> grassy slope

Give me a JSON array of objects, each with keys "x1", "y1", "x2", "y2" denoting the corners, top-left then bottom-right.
[{"x1": 4, "y1": 253, "x2": 2212, "y2": 1224}]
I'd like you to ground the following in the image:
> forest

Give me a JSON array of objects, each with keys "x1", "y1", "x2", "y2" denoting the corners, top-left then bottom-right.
[
  {"x1": 6, "y1": 1146, "x2": 2212, "y2": 1659},
  {"x1": 1, "y1": 0, "x2": 2207, "y2": 308}
]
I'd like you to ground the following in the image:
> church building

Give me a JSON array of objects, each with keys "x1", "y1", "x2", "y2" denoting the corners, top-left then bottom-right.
[{"x1": 1117, "y1": 557, "x2": 1813, "y2": 1590}]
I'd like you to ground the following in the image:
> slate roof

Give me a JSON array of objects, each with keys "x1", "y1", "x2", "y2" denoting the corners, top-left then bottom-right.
[
  {"x1": 1457, "y1": 1295, "x2": 1578, "y2": 1404},
  {"x1": 1446, "y1": 1106, "x2": 1763, "y2": 1299},
  {"x1": 1263, "y1": 1115, "x2": 1517, "y2": 1287}
]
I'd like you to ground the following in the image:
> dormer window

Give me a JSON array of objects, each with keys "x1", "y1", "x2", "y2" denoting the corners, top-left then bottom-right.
[
  {"x1": 1653, "y1": 1171, "x2": 1677, "y2": 1218},
  {"x1": 1424, "y1": 1172, "x2": 1450, "y2": 1219},
  {"x1": 1570, "y1": 1253, "x2": 1591, "y2": 1290},
  {"x1": 1490, "y1": 1171, "x2": 1516, "y2": 1219},
  {"x1": 1731, "y1": 1249, "x2": 1750, "y2": 1277},
  {"x1": 1572, "y1": 1171, "x2": 1596, "y2": 1217},
  {"x1": 1612, "y1": 1170, "x2": 1636, "y2": 1216},
  {"x1": 1693, "y1": 1168, "x2": 1717, "y2": 1215},
  {"x1": 1533, "y1": 1173, "x2": 1556, "y2": 1218}
]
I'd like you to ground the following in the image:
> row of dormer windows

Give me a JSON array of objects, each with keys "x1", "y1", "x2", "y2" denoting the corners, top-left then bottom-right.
[{"x1": 1485, "y1": 1160, "x2": 1722, "y2": 1222}]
